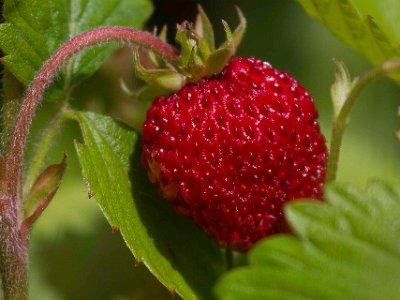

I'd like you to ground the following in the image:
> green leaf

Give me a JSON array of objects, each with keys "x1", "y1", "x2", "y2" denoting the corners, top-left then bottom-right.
[
  {"x1": 350, "y1": 0, "x2": 400, "y2": 43},
  {"x1": 215, "y1": 181, "x2": 400, "y2": 299},
  {"x1": 0, "y1": 0, "x2": 152, "y2": 94},
  {"x1": 73, "y1": 111, "x2": 224, "y2": 300},
  {"x1": 25, "y1": 154, "x2": 68, "y2": 216},
  {"x1": 297, "y1": 0, "x2": 400, "y2": 82}
]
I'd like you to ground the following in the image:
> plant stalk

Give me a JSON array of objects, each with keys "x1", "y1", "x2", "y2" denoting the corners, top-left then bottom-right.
[
  {"x1": 1, "y1": 26, "x2": 179, "y2": 299},
  {"x1": 6, "y1": 26, "x2": 179, "y2": 210},
  {"x1": 327, "y1": 58, "x2": 400, "y2": 182},
  {"x1": 0, "y1": 201, "x2": 29, "y2": 300}
]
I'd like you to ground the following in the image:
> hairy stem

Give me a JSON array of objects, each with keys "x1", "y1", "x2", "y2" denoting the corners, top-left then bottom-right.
[
  {"x1": 0, "y1": 200, "x2": 29, "y2": 300},
  {"x1": 1, "y1": 26, "x2": 179, "y2": 299},
  {"x1": 6, "y1": 26, "x2": 179, "y2": 210},
  {"x1": 327, "y1": 58, "x2": 400, "y2": 182}
]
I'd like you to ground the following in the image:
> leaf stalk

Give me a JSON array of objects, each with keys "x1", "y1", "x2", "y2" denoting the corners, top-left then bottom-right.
[{"x1": 327, "y1": 58, "x2": 400, "y2": 182}]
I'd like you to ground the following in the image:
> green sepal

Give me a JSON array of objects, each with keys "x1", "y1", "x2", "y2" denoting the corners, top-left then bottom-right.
[
  {"x1": 133, "y1": 6, "x2": 247, "y2": 93},
  {"x1": 202, "y1": 9, "x2": 246, "y2": 78},
  {"x1": 214, "y1": 7, "x2": 247, "y2": 56},
  {"x1": 331, "y1": 59, "x2": 353, "y2": 119},
  {"x1": 197, "y1": 34, "x2": 212, "y2": 62},
  {"x1": 204, "y1": 47, "x2": 232, "y2": 78},
  {"x1": 195, "y1": 5, "x2": 215, "y2": 52},
  {"x1": 133, "y1": 51, "x2": 185, "y2": 91},
  {"x1": 147, "y1": 26, "x2": 169, "y2": 69},
  {"x1": 222, "y1": 20, "x2": 234, "y2": 48},
  {"x1": 200, "y1": 20, "x2": 235, "y2": 78},
  {"x1": 183, "y1": 7, "x2": 246, "y2": 80},
  {"x1": 178, "y1": 46, "x2": 207, "y2": 82},
  {"x1": 176, "y1": 22, "x2": 200, "y2": 66},
  {"x1": 194, "y1": 5, "x2": 215, "y2": 60},
  {"x1": 231, "y1": 6, "x2": 247, "y2": 51}
]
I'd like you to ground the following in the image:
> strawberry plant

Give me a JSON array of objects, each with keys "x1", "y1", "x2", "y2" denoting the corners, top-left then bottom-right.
[{"x1": 0, "y1": 0, "x2": 399, "y2": 299}]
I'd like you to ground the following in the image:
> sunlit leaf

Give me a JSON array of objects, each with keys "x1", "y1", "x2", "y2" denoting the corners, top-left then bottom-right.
[
  {"x1": 297, "y1": 0, "x2": 400, "y2": 82},
  {"x1": 215, "y1": 181, "x2": 400, "y2": 299}
]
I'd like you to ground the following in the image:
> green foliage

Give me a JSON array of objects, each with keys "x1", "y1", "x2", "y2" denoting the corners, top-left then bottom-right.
[
  {"x1": 73, "y1": 111, "x2": 224, "y2": 300},
  {"x1": 215, "y1": 181, "x2": 400, "y2": 299},
  {"x1": 0, "y1": 0, "x2": 152, "y2": 95},
  {"x1": 297, "y1": 0, "x2": 400, "y2": 81}
]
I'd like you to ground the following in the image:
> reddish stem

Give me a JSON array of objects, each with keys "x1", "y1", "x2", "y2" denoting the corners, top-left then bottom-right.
[
  {"x1": 5, "y1": 26, "x2": 179, "y2": 215},
  {"x1": 1, "y1": 26, "x2": 179, "y2": 300}
]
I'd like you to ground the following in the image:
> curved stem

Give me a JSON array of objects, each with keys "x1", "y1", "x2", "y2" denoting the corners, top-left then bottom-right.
[
  {"x1": 5, "y1": 26, "x2": 179, "y2": 213},
  {"x1": 1, "y1": 26, "x2": 179, "y2": 300},
  {"x1": 327, "y1": 58, "x2": 400, "y2": 182}
]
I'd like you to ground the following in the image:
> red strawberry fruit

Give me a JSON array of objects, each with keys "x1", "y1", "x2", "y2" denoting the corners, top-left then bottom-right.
[{"x1": 137, "y1": 8, "x2": 328, "y2": 251}]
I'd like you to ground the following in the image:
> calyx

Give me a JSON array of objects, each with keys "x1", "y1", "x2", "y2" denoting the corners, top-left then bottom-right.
[{"x1": 133, "y1": 6, "x2": 246, "y2": 92}]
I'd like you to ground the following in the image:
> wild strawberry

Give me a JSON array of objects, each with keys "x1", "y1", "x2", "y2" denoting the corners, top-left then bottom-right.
[
  {"x1": 137, "y1": 8, "x2": 327, "y2": 251},
  {"x1": 141, "y1": 56, "x2": 327, "y2": 251}
]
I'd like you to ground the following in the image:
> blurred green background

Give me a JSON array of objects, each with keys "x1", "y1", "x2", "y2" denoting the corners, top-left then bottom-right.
[{"x1": 25, "y1": 0, "x2": 399, "y2": 299}]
